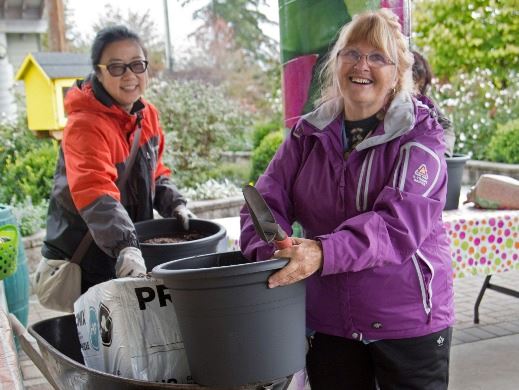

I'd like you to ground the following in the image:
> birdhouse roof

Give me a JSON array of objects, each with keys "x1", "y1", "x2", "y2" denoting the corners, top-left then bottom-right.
[{"x1": 16, "y1": 52, "x2": 92, "y2": 81}]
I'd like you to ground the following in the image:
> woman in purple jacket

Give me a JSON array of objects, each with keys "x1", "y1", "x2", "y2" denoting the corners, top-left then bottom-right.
[{"x1": 240, "y1": 8, "x2": 454, "y2": 390}]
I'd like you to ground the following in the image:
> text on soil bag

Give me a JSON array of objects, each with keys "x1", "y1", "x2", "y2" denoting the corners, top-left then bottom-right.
[{"x1": 135, "y1": 284, "x2": 172, "y2": 310}]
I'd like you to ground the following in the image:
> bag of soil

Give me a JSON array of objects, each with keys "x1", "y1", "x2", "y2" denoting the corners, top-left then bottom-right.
[
  {"x1": 74, "y1": 276, "x2": 192, "y2": 384},
  {"x1": 464, "y1": 174, "x2": 519, "y2": 209}
]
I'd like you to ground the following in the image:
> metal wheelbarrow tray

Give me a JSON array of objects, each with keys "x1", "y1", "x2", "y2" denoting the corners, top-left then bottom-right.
[{"x1": 20, "y1": 314, "x2": 291, "y2": 389}]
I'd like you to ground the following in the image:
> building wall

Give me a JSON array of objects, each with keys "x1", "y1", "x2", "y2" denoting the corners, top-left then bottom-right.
[{"x1": 7, "y1": 33, "x2": 41, "y2": 70}]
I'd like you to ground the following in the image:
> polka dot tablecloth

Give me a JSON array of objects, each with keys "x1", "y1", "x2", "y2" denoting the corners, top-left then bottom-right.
[
  {"x1": 443, "y1": 206, "x2": 519, "y2": 279},
  {"x1": 213, "y1": 208, "x2": 519, "y2": 280}
]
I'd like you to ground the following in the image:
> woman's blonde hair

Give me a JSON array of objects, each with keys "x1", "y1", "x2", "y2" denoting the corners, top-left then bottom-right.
[{"x1": 316, "y1": 8, "x2": 414, "y2": 107}]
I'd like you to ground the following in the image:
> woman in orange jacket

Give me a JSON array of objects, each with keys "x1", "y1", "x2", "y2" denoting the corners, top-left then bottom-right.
[{"x1": 39, "y1": 26, "x2": 193, "y2": 294}]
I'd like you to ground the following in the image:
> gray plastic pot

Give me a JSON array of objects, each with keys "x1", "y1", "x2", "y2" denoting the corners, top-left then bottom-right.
[
  {"x1": 135, "y1": 218, "x2": 226, "y2": 271},
  {"x1": 152, "y1": 251, "x2": 306, "y2": 388},
  {"x1": 445, "y1": 154, "x2": 470, "y2": 210}
]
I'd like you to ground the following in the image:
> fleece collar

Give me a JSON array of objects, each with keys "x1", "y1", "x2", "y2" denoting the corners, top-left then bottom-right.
[
  {"x1": 301, "y1": 91, "x2": 416, "y2": 150},
  {"x1": 78, "y1": 73, "x2": 145, "y2": 114}
]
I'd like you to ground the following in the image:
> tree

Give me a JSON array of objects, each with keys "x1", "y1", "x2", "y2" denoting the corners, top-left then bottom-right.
[
  {"x1": 65, "y1": 4, "x2": 165, "y2": 74},
  {"x1": 63, "y1": 0, "x2": 89, "y2": 53},
  {"x1": 175, "y1": 0, "x2": 281, "y2": 117},
  {"x1": 93, "y1": 5, "x2": 166, "y2": 74},
  {"x1": 47, "y1": 0, "x2": 67, "y2": 51},
  {"x1": 146, "y1": 78, "x2": 255, "y2": 188},
  {"x1": 182, "y1": 0, "x2": 278, "y2": 63},
  {"x1": 413, "y1": 0, "x2": 519, "y2": 86}
]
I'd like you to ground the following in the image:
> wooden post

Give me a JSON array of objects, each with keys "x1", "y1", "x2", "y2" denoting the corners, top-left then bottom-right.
[
  {"x1": 163, "y1": 0, "x2": 173, "y2": 71},
  {"x1": 46, "y1": 0, "x2": 67, "y2": 52}
]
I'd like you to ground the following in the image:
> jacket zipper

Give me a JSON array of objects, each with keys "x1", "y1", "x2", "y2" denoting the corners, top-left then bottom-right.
[
  {"x1": 356, "y1": 149, "x2": 375, "y2": 212},
  {"x1": 412, "y1": 249, "x2": 435, "y2": 322}
]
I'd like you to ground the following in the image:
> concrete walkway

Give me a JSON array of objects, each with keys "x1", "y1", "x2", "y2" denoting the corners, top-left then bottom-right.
[
  {"x1": 450, "y1": 333, "x2": 519, "y2": 390},
  {"x1": 448, "y1": 271, "x2": 519, "y2": 390}
]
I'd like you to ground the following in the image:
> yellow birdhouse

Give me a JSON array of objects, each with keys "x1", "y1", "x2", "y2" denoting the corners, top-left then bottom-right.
[{"x1": 15, "y1": 52, "x2": 91, "y2": 137}]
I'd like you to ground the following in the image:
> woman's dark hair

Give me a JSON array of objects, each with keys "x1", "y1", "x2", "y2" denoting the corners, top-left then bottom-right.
[
  {"x1": 411, "y1": 50, "x2": 432, "y2": 95},
  {"x1": 91, "y1": 25, "x2": 147, "y2": 70}
]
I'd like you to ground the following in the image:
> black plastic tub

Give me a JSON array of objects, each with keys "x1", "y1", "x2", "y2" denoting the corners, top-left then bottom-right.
[
  {"x1": 28, "y1": 315, "x2": 291, "y2": 389},
  {"x1": 135, "y1": 218, "x2": 226, "y2": 271},
  {"x1": 152, "y1": 251, "x2": 306, "y2": 388},
  {"x1": 445, "y1": 154, "x2": 470, "y2": 210},
  {"x1": 28, "y1": 315, "x2": 199, "y2": 389}
]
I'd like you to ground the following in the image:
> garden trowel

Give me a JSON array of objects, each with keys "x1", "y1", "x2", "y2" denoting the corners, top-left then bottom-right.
[{"x1": 242, "y1": 184, "x2": 292, "y2": 249}]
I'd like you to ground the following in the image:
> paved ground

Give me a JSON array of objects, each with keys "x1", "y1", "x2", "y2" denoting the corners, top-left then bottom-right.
[
  {"x1": 16, "y1": 270, "x2": 519, "y2": 389},
  {"x1": 449, "y1": 333, "x2": 519, "y2": 390}
]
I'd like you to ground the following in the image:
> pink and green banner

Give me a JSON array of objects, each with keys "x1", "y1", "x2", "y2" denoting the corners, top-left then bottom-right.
[{"x1": 279, "y1": 0, "x2": 411, "y2": 128}]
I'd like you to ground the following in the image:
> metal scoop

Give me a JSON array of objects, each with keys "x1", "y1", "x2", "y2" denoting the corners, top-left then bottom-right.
[{"x1": 242, "y1": 185, "x2": 292, "y2": 249}]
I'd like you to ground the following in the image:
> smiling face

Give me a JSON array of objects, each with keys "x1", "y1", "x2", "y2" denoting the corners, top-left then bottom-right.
[
  {"x1": 337, "y1": 41, "x2": 397, "y2": 120},
  {"x1": 96, "y1": 39, "x2": 148, "y2": 113}
]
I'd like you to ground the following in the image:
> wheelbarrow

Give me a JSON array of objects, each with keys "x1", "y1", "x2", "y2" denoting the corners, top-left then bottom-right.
[{"x1": 9, "y1": 313, "x2": 293, "y2": 390}]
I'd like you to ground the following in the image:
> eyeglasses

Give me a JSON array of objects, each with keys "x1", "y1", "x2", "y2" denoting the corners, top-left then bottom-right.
[
  {"x1": 97, "y1": 60, "x2": 149, "y2": 77},
  {"x1": 337, "y1": 49, "x2": 395, "y2": 68}
]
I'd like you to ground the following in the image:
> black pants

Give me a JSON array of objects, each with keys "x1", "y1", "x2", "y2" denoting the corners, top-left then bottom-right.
[{"x1": 306, "y1": 327, "x2": 452, "y2": 390}]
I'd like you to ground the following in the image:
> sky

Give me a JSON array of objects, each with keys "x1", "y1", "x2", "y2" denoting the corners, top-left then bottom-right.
[{"x1": 66, "y1": 0, "x2": 280, "y2": 59}]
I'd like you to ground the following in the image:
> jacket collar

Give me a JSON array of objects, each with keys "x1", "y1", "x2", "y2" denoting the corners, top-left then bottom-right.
[
  {"x1": 300, "y1": 92, "x2": 416, "y2": 151},
  {"x1": 81, "y1": 73, "x2": 145, "y2": 115},
  {"x1": 356, "y1": 92, "x2": 415, "y2": 151}
]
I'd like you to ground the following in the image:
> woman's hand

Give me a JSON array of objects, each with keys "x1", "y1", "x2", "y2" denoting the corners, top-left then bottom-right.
[
  {"x1": 173, "y1": 204, "x2": 196, "y2": 230},
  {"x1": 115, "y1": 247, "x2": 147, "y2": 277},
  {"x1": 268, "y1": 237, "x2": 323, "y2": 288}
]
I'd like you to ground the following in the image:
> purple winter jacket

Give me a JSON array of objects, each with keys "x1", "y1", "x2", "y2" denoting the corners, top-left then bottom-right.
[{"x1": 240, "y1": 92, "x2": 455, "y2": 341}]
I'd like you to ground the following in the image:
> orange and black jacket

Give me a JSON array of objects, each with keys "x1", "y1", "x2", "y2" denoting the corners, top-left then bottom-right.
[{"x1": 42, "y1": 76, "x2": 186, "y2": 286}]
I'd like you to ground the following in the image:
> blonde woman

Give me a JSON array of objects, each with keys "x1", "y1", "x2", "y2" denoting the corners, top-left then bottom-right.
[{"x1": 241, "y1": 9, "x2": 453, "y2": 389}]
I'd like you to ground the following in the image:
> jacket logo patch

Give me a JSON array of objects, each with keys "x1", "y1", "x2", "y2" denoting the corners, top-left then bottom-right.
[
  {"x1": 413, "y1": 164, "x2": 429, "y2": 186},
  {"x1": 371, "y1": 321, "x2": 383, "y2": 329}
]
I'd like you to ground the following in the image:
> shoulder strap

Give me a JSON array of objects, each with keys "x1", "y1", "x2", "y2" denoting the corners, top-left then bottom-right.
[
  {"x1": 70, "y1": 119, "x2": 143, "y2": 265},
  {"x1": 116, "y1": 124, "x2": 142, "y2": 188}
]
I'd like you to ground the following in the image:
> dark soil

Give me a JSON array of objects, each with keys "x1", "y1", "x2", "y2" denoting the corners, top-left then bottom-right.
[{"x1": 143, "y1": 231, "x2": 207, "y2": 244}]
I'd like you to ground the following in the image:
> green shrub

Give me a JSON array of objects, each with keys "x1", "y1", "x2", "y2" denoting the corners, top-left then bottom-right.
[
  {"x1": 181, "y1": 179, "x2": 242, "y2": 201},
  {"x1": 146, "y1": 78, "x2": 255, "y2": 188},
  {"x1": 11, "y1": 198, "x2": 48, "y2": 237},
  {"x1": 414, "y1": 0, "x2": 518, "y2": 86},
  {"x1": 249, "y1": 130, "x2": 284, "y2": 183},
  {"x1": 485, "y1": 119, "x2": 519, "y2": 164},
  {"x1": 0, "y1": 141, "x2": 59, "y2": 205},
  {"x1": 252, "y1": 119, "x2": 282, "y2": 149},
  {"x1": 0, "y1": 114, "x2": 41, "y2": 174},
  {"x1": 208, "y1": 160, "x2": 251, "y2": 187},
  {"x1": 430, "y1": 69, "x2": 519, "y2": 159},
  {"x1": 0, "y1": 112, "x2": 54, "y2": 234}
]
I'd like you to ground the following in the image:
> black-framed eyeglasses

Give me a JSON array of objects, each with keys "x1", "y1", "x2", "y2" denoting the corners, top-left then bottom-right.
[
  {"x1": 337, "y1": 49, "x2": 395, "y2": 68},
  {"x1": 97, "y1": 60, "x2": 149, "y2": 77}
]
